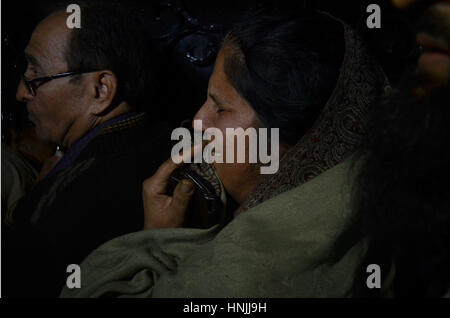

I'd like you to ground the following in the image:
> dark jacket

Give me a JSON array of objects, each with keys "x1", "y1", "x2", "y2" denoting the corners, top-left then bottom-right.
[{"x1": 3, "y1": 112, "x2": 174, "y2": 297}]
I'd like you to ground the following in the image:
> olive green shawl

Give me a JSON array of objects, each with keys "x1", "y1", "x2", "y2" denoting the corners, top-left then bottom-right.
[{"x1": 61, "y1": 158, "x2": 368, "y2": 297}]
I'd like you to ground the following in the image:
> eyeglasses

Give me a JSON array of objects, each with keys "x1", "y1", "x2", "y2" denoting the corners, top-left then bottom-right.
[{"x1": 21, "y1": 71, "x2": 89, "y2": 96}]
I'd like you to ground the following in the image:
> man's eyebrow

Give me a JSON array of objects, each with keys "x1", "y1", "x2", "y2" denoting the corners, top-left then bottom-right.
[{"x1": 24, "y1": 52, "x2": 42, "y2": 69}]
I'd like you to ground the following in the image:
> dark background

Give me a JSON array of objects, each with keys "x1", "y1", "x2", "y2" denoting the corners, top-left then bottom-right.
[{"x1": 1, "y1": 0, "x2": 421, "y2": 144}]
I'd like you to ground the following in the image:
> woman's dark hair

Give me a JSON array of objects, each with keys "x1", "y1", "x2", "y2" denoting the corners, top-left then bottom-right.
[
  {"x1": 222, "y1": 11, "x2": 345, "y2": 145},
  {"x1": 64, "y1": 2, "x2": 163, "y2": 111}
]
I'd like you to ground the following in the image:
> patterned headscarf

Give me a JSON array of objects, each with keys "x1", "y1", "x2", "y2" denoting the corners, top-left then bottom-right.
[{"x1": 234, "y1": 15, "x2": 390, "y2": 215}]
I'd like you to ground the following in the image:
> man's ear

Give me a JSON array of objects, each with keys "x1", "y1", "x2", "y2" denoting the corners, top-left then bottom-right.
[{"x1": 90, "y1": 71, "x2": 118, "y2": 115}]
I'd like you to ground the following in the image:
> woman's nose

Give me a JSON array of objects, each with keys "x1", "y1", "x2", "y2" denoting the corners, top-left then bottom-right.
[{"x1": 193, "y1": 103, "x2": 213, "y2": 131}]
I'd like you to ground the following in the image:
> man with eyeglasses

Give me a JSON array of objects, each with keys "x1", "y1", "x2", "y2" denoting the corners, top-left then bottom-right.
[{"x1": 3, "y1": 3, "x2": 173, "y2": 297}]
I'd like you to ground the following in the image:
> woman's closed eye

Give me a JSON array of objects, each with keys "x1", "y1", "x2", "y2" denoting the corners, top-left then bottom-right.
[
  {"x1": 215, "y1": 102, "x2": 229, "y2": 114},
  {"x1": 216, "y1": 106, "x2": 226, "y2": 114}
]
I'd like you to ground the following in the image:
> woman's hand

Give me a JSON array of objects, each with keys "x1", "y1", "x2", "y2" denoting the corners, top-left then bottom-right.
[{"x1": 142, "y1": 149, "x2": 198, "y2": 230}]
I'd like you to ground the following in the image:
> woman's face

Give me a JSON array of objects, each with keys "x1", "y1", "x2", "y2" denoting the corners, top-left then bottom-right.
[{"x1": 193, "y1": 46, "x2": 263, "y2": 204}]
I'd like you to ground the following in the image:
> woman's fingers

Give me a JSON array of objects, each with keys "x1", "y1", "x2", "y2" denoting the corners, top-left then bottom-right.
[
  {"x1": 143, "y1": 179, "x2": 195, "y2": 229},
  {"x1": 146, "y1": 158, "x2": 182, "y2": 195},
  {"x1": 166, "y1": 179, "x2": 196, "y2": 226},
  {"x1": 142, "y1": 141, "x2": 204, "y2": 229},
  {"x1": 144, "y1": 141, "x2": 204, "y2": 195}
]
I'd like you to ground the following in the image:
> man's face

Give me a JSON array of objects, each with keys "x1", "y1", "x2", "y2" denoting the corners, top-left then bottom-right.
[{"x1": 16, "y1": 12, "x2": 87, "y2": 146}]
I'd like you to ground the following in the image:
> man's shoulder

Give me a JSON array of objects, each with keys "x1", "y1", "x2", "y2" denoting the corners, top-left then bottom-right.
[
  {"x1": 77, "y1": 116, "x2": 174, "y2": 162},
  {"x1": 11, "y1": 119, "x2": 175, "y2": 226}
]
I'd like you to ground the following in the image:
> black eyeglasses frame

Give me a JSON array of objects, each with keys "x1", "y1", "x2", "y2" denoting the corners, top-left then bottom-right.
[{"x1": 21, "y1": 71, "x2": 91, "y2": 96}]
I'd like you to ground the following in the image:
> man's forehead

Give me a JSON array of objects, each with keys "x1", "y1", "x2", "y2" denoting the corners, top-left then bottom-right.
[{"x1": 26, "y1": 11, "x2": 71, "y2": 70}]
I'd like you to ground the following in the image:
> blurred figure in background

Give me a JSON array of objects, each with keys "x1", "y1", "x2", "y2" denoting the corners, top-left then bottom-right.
[
  {"x1": 352, "y1": 0, "x2": 450, "y2": 297},
  {"x1": 1, "y1": 142, "x2": 38, "y2": 212}
]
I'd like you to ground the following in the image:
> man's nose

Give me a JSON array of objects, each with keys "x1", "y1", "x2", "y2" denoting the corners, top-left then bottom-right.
[{"x1": 16, "y1": 79, "x2": 33, "y2": 103}]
